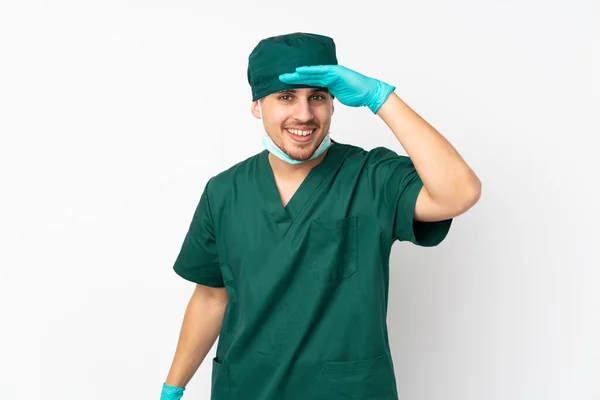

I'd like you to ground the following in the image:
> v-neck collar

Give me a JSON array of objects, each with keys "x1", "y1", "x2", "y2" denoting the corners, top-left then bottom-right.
[{"x1": 257, "y1": 141, "x2": 346, "y2": 237}]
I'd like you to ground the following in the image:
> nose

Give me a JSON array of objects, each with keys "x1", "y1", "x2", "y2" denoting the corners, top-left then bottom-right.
[{"x1": 293, "y1": 97, "x2": 314, "y2": 121}]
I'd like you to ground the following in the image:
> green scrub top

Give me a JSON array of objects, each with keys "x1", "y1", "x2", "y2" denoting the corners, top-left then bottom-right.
[{"x1": 173, "y1": 141, "x2": 452, "y2": 400}]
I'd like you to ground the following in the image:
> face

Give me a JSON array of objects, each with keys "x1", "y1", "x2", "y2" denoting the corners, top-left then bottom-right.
[{"x1": 251, "y1": 88, "x2": 334, "y2": 162}]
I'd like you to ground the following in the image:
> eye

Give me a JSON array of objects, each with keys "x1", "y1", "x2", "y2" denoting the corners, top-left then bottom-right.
[{"x1": 277, "y1": 94, "x2": 326, "y2": 101}]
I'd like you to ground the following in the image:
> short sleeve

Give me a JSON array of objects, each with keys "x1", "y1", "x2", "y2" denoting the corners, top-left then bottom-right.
[
  {"x1": 367, "y1": 147, "x2": 452, "y2": 246},
  {"x1": 172, "y1": 179, "x2": 225, "y2": 287}
]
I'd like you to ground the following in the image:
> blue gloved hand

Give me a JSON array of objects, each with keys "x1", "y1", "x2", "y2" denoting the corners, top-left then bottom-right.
[
  {"x1": 160, "y1": 383, "x2": 185, "y2": 400},
  {"x1": 279, "y1": 65, "x2": 396, "y2": 114}
]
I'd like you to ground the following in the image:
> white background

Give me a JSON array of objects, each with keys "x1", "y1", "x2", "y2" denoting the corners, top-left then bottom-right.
[{"x1": 1, "y1": 1, "x2": 599, "y2": 399}]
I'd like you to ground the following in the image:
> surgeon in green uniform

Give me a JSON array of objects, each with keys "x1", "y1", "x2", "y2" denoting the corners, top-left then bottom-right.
[{"x1": 160, "y1": 32, "x2": 481, "y2": 400}]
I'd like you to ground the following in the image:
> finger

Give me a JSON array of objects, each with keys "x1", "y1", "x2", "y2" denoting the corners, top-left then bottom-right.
[
  {"x1": 281, "y1": 78, "x2": 326, "y2": 87},
  {"x1": 279, "y1": 74, "x2": 326, "y2": 87},
  {"x1": 279, "y1": 71, "x2": 326, "y2": 80},
  {"x1": 294, "y1": 65, "x2": 334, "y2": 74},
  {"x1": 278, "y1": 72, "x2": 300, "y2": 80}
]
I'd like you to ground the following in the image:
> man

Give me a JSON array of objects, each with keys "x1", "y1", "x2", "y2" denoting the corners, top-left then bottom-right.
[{"x1": 160, "y1": 32, "x2": 481, "y2": 400}]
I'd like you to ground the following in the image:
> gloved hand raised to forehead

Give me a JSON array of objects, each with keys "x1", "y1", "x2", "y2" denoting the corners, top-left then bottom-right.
[{"x1": 279, "y1": 65, "x2": 396, "y2": 114}]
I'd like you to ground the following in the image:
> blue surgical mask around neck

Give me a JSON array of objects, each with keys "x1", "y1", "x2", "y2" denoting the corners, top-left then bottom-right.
[
  {"x1": 258, "y1": 101, "x2": 331, "y2": 165},
  {"x1": 261, "y1": 132, "x2": 331, "y2": 165}
]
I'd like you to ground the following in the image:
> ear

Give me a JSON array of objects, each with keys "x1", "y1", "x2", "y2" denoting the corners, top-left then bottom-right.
[
  {"x1": 331, "y1": 100, "x2": 335, "y2": 116},
  {"x1": 251, "y1": 101, "x2": 261, "y2": 119}
]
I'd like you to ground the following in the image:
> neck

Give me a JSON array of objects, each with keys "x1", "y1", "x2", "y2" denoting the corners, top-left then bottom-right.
[{"x1": 268, "y1": 145, "x2": 332, "y2": 178}]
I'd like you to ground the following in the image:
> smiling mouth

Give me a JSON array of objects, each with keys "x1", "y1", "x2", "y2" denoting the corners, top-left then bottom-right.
[
  {"x1": 285, "y1": 128, "x2": 315, "y2": 136},
  {"x1": 285, "y1": 128, "x2": 316, "y2": 143}
]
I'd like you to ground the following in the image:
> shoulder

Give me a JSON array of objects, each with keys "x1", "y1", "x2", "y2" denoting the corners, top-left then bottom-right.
[
  {"x1": 335, "y1": 141, "x2": 405, "y2": 160},
  {"x1": 205, "y1": 151, "x2": 264, "y2": 193},
  {"x1": 336, "y1": 142, "x2": 412, "y2": 174},
  {"x1": 210, "y1": 150, "x2": 266, "y2": 187},
  {"x1": 364, "y1": 145, "x2": 410, "y2": 164}
]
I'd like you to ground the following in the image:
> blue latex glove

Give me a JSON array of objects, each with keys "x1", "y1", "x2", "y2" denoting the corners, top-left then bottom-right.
[
  {"x1": 279, "y1": 65, "x2": 396, "y2": 114},
  {"x1": 160, "y1": 383, "x2": 185, "y2": 400}
]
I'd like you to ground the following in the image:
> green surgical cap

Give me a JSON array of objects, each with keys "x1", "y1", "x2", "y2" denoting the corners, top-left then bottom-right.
[{"x1": 247, "y1": 32, "x2": 338, "y2": 101}]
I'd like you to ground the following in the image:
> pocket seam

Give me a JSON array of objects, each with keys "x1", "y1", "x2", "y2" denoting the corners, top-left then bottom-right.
[
  {"x1": 309, "y1": 216, "x2": 359, "y2": 283},
  {"x1": 320, "y1": 351, "x2": 389, "y2": 372},
  {"x1": 211, "y1": 356, "x2": 231, "y2": 399},
  {"x1": 317, "y1": 351, "x2": 398, "y2": 399}
]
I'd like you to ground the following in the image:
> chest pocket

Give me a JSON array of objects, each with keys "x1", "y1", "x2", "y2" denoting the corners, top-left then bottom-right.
[{"x1": 306, "y1": 216, "x2": 358, "y2": 283}]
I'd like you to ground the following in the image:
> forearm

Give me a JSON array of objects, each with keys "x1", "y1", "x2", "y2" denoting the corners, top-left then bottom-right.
[
  {"x1": 376, "y1": 91, "x2": 481, "y2": 206},
  {"x1": 164, "y1": 288, "x2": 227, "y2": 388}
]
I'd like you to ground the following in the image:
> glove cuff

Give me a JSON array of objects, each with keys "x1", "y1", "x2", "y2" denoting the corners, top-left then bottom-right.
[
  {"x1": 368, "y1": 80, "x2": 396, "y2": 114},
  {"x1": 160, "y1": 382, "x2": 186, "y2": 400}
]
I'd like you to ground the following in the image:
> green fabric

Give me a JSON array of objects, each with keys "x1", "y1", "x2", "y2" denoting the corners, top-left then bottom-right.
[
  {"x1": 172, "y1": 141, "x2": 453, "y2": 399},
  {"x1": 247, "y1": 32, "x2": 338, "y2": 101}
]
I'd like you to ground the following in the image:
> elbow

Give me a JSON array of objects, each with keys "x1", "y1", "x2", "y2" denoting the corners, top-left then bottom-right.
[
  {"x1": 461, "y1": 178, "x2": 482, "y2": 211},
  {"x1": 448, "y1": 177, "x2": 482, "y2": 216}
]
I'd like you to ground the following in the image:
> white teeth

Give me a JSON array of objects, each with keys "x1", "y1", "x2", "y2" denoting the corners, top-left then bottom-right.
[{"x1": 287, "y1": 129, "x2": 314, "y2": 136}]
